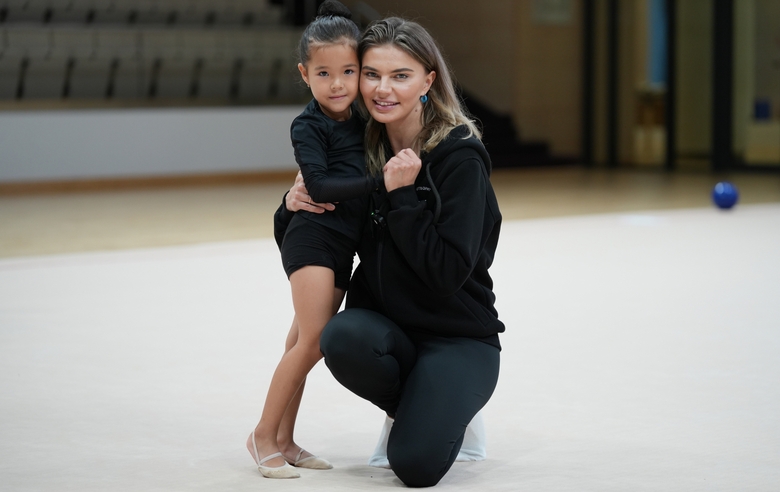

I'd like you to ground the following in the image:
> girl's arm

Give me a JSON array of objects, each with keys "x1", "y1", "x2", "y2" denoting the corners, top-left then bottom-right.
[
  {"x1": 301, "y1": 172, "x2": 382, "y2": 203},
  {"x1": 292, "y1": 113, "x2": 381, "y2": 203}
]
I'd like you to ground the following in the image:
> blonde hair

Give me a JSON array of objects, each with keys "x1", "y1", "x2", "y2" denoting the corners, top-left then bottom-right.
[{"x1": 359, "y1": 17, "x2": 481, "y2": 175}]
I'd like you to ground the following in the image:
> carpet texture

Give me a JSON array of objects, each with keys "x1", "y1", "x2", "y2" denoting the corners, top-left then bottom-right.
[{"x1": 1, "y1": 205, "x2": 779, "y2": 491}]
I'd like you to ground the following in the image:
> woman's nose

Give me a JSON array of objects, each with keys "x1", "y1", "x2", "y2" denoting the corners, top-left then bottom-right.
[{"x1": 377, "y1": 77, "x2": 390, "y2": 95}]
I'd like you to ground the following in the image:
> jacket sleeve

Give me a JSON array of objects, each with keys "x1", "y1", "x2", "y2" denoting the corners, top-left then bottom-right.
[
  {"x1": 292, "y1": 114, "x2": 380, "y2": 203},
  {"x1": 273, "y1": 192, "x2": 294, "y2": 250},
  {"x1": 385, "y1": 154, "x2": 489, "y2": 296}
]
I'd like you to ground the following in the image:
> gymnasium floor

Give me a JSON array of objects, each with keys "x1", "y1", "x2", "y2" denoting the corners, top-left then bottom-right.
[{"x1": 1, "y1": 168, "x2": 780, "y2": 491}]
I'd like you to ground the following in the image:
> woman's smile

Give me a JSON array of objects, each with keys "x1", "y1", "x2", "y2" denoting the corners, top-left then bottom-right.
[
  {"x1": 372, "y1": 100, "x2": 400, "y2": 111},
  {"x1": 360, "y1": 45, "x2": 434, "y2": 129}
]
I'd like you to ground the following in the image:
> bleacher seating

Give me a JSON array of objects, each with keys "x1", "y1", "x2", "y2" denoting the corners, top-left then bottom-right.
[
  {"x1": 0, "y1": 0, "x2": 286, "y2": 26},
  {"x1": 0, "y1": 0, "x2": 308, "y2": 103}
]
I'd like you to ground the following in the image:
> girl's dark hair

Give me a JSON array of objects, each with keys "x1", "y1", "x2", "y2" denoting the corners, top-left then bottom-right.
[{"x1": 297, "y1": 0, "x2": 360, "y2": 66}]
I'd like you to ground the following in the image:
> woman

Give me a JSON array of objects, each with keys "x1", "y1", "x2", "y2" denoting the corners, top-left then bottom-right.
[{"x1": 276, "y1": 17, "x2": 503, "y2": 487}]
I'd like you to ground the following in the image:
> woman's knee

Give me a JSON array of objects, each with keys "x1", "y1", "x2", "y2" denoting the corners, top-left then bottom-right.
[
  {"x1": 319, "y1": 309, "x2": 368, "y2": 357},
  {"x1": 387, "y1": 443, "x2": 448, "y2": 488}
]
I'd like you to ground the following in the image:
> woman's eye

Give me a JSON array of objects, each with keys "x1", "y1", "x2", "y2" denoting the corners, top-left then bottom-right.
[
  {"x1": 395, "y1": 74, "x2": 408, "y2": 80},
  {"x1": 363, "y1": 71, "x2": 377, "y2": 78}
]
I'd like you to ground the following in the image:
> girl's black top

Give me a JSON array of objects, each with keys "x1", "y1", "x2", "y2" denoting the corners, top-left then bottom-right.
[{"x1": 289, "y1": 99, "x2": 380, "y2": 243}]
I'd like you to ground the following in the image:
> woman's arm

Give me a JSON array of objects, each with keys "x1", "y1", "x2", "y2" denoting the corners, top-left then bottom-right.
[
  {"x1": 383, "y1": 148, "x2": 421, "y2": 192},
  {"x1": 385, "y1": 152, "x2": 491, "y2": 296},
  {"x1": 272, "y1": 172, "x2": 336, "y2": 248}
]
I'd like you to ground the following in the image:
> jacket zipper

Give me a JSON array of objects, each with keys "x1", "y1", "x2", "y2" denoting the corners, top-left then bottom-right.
[
  {"x1": 376, "y1": 228, "x2": 387, "y2": 312},
  {"x1": 370, "y1": 207, "x2": 388, "y2": 313}
]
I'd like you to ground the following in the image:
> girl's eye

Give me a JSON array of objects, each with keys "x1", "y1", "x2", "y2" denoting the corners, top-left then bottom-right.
[
  {"x1": 345, "y1": 69, "x2": 355, "y2": 75},
  {"x1": 317, "y1": 71, "x2": 329, "y2": 77}
]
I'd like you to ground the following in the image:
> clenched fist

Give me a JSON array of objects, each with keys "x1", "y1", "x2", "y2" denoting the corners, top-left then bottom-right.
[{"x1": 383, "y1": 148, "x2": 422, "y2": 192}]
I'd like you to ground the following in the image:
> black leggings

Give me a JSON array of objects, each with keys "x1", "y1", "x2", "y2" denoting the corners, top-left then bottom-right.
[{"x1": 320, "y1": 308, "x2": 500, "y2": 487}]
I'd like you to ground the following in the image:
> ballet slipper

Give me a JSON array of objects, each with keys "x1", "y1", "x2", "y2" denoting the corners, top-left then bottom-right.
[
  {"x1": 248, "y1": 432, "x2": 300, "y2": 479},
  {"x1": 284, "y1": 448, "x2": 333, "y2": 469}
]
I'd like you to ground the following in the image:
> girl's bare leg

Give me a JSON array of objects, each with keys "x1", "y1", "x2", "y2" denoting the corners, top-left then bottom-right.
[
  {"x1": 277, "y1": 289, "x2": 345, "y2": 461},
  {"x1": 247, "y1": 266, "x2": 341, "y2": 468}
]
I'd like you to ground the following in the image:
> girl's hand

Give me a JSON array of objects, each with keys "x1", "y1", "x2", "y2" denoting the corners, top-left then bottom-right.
[
  {"x1": 286, "y1": 172, "x2": 336, "y2": 213},
  {"x1": 383, "y1": 148, "x2": 422, "y2": 192}
]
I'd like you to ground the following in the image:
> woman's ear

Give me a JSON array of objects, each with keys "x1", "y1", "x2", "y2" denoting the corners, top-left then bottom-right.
[
  {"x1": 424, "y1": 71, "x2": 436, "y2": 93},
  {"x1": 298, "y1": 63, "x2": 310, "y2": 87}
]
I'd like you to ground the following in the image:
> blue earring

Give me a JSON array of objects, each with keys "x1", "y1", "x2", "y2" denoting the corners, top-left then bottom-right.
[{"x1": 420, "y1": 94, "x2": 428, "y2": 103}]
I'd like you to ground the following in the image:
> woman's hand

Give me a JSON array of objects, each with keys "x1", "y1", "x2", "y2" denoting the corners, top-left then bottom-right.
[
  {"x1": 285, "y1": 171, "x2": 336, "y2": 213},
  {"x1": 383, "y1": 149, "x2": 422, "y2": 192}
]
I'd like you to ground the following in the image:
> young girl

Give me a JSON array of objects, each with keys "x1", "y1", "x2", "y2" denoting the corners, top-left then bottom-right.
[{"x1": 246, "y1": 0, "x2": 380, "y2": 480}]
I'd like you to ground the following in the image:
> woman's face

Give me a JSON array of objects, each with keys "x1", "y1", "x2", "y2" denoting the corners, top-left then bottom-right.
[{"x1": 360, "y1": 44, "x2": 435, "y2": 128}]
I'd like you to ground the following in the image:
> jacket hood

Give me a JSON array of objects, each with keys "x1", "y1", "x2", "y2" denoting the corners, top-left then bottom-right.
[{"x1": 422, "y1": 125, "x2": 492, "y2": 175}]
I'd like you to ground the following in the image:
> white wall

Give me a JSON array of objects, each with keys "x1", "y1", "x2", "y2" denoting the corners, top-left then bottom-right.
[{"x1": 0, "y1": 105, "x2": 305, "y2": 183}]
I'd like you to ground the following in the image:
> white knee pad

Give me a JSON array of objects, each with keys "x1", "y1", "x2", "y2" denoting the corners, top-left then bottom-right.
[{"x1": 367, "y1": 410, "x2": 487, "y2": 468}]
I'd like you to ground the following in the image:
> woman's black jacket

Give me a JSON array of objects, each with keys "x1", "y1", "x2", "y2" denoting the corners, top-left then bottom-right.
[{"x1": 275, "y1": 125, "x2": 504, "y2": 348}]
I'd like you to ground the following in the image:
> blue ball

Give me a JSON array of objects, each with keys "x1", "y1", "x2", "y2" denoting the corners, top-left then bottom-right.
[{"x1": 712, "y1": 181, "x2": 739, "y2": 209}]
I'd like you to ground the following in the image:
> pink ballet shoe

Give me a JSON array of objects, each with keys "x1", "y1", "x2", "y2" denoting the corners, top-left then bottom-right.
[
  {"x1": 284, "y1": 448, "x2": 333, "y2": 470},
  {"x1": 248, "y1": 432, "x2": 300, "y2": 479}
]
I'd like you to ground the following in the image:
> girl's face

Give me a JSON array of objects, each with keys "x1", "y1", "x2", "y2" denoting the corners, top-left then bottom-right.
[
  {"x1": 360, "y1": 44, "x2": 435, "y2": 128},
  {"x1": 298, "y1": 43, "x2": 359, "y2": 121}
]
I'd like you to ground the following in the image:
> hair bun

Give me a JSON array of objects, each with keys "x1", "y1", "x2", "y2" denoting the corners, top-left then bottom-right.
[{"x1": 317, "y1": 0, "x2": 353, "y2": 19}]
